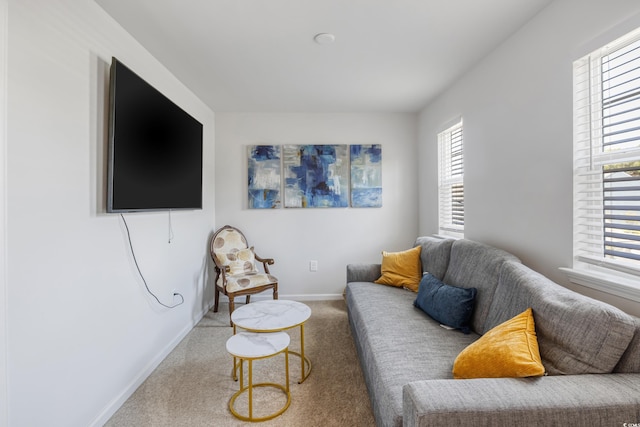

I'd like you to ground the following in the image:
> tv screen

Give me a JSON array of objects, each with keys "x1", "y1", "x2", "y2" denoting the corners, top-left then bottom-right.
[{"x1": 107, "y1": 57, "x2": 203, "y2": 213}]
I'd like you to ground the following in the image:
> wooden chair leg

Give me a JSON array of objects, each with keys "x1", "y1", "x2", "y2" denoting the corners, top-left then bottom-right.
[
  {"x1": 213, "y1": 288, "x2": 220, "y2": 313},
  {"x1": 228, "y1": 297, "x2": 235, "y2": 327},
  {"x1": 246, "y1": 295, "x2": 251, "y2": 304},
  {"x1": 273, "y1": 285, "x2": 278, "y2": 300}
]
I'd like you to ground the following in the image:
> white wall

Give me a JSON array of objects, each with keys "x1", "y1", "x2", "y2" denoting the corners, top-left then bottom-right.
[
  {"x1": 215, "y1": 113, "x2": 418, "y2": 298},
  {"x1": 6, "y1": 1, "x2": 215, "y2": 426},
  {"x1": 0, "y1": 0, "x2": 8, "y2": 425},
  {"x1": 418, "y1": 0, "x2": 640, "y2": 317}
]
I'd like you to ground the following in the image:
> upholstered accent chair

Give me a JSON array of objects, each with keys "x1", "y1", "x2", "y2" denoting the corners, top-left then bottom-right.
[{"x1": 210, "y1": 225, "x2": 278, "y2": 326}]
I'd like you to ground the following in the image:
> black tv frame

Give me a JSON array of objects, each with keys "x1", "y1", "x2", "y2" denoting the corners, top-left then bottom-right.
[{"x1": 106, "y1": 57, "x2": 203, "y2": 213}]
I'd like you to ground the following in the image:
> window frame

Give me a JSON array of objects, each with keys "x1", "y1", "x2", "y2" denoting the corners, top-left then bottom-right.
[
  {"x1": 437, "y1": 119, "x2": 464, "y2": 238},
  {"x1": 566, "y1": 26, "x2": 640, "y2": 301}
]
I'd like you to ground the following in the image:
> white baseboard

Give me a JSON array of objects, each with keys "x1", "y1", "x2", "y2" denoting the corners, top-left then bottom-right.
[
  {"x1": 90, "y1": 300, "x2": 214, "y2": 427},
  {"x1": 247, "y1": 293, "x2": 344, "y2": 301}
]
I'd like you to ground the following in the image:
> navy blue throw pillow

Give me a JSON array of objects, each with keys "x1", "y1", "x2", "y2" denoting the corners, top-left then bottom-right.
[{"x1": 413, "y1": 273, "x2": 477, "y2": 334}]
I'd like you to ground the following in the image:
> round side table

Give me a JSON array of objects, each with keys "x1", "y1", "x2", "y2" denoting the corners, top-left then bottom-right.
[
  {"x1": 225, "y1": 331, "x2": 291, "y2": 422},
  {"x1": 232, "y1": 300, "x2": 312, "y2": 383}
]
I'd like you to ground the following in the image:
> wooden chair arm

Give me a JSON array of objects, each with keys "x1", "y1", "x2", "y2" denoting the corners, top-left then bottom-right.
[
  {"x1": 255, "y1": 255, "x2": 274, "y2": 265},
  {"x1": 254, "y1": 255, "x2": 275, "y2": 274}
]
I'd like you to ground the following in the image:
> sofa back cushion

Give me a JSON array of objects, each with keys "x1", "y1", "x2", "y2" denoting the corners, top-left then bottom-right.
[
  {"x1": 486, "y1": 261, "x2": 636, "y2": 375},
  {"x1": 614, "y1": 316, "x2": 640, "y2": 373},
  {"x1": 442, "y1": 239, "x2": 520, "y2": 334},
  {"x1": 414, "y1": 236, "x2": 453, "y2": 281}
]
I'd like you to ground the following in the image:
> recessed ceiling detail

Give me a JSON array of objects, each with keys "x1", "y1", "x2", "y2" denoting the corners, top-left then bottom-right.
[{"x1": 314, "y1": 33, "x2": 336, "y2": 45}]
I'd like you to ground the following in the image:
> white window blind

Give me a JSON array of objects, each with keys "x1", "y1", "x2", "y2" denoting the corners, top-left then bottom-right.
[
  {"x1": 573, "y1": 26, "x2": 640, "y2": 277},
  {"x1": 438, "y1": 121, "x2": 464, "y2": 237}
]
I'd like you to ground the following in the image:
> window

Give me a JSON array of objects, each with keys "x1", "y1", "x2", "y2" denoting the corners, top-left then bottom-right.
[
  {"x1": 438, "y1": 120, "x2": 464, "y2": 238},
  {"x1": 571, "y1": 26, "x2": 640, "y2": 293}
]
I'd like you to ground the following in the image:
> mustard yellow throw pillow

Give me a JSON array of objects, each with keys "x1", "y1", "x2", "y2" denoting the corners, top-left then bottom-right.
[
  {"x1": 374, "y1": 246, "x2": 422, "y2": 292},
  {"x1": 452, "y1": 308, "x2": 545, "y2": 379}
]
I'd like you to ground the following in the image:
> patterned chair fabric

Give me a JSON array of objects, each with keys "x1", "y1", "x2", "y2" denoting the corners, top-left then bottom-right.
[{"x1": 210, "y1": 225, "x2": 278, "y2": 325}]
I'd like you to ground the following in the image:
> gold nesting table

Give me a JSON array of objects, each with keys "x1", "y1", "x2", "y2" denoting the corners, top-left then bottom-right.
[
  {"x1": 231, "y1": 300, "x2": 312, "y2": 384},
  {"x1": 225, "y1": 331, "x2": 291, "y2": 422}
]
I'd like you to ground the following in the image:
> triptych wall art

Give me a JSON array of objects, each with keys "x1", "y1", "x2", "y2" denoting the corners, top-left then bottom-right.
[{"x1": 248, "y1": 144, "x2": 382, "y2": 209}]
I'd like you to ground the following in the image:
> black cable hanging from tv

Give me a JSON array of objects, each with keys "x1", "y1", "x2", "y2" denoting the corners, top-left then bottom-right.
[{"x1": 120, "y1": 213, "x2": 184, "y2": 309}]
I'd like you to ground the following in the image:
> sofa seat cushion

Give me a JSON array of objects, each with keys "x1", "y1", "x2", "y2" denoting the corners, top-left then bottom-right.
[
  {"x1": 486, "y1": 261, "x2": 636, "y2": 375},
  {"x1": 346, "y1": 282, "x2": 479, "y2": 427}
]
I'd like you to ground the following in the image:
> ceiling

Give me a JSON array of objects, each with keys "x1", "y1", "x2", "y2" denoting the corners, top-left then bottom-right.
[{"x1": 95, "y1": 0, "x2": 553, "y2": 113}]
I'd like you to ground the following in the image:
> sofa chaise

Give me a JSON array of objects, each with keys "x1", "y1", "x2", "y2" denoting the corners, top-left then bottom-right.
[{"x1": 345, "y1": 236, "x2": 640, "y2": 426}]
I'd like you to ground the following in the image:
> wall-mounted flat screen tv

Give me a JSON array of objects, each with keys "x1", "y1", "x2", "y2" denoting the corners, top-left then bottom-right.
[{"x1": 107, "y1": 57, "x2": 203, "y2": 213}]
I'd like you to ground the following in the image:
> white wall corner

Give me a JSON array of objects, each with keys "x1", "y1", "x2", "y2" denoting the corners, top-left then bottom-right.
[{"x1": 0, "y1": 0, "x2": 8, "y2": 425}]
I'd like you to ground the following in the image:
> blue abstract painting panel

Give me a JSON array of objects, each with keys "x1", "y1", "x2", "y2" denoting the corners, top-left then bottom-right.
[
  {"x1": 248, "y1": 145, "x2": 281, "y2": 209},
  {"x1": 350, "y1": 144, "x2": 382, "y2": 207},
  {"x1": 283, "y1": 144, "x2": 349, "y2": 208}
]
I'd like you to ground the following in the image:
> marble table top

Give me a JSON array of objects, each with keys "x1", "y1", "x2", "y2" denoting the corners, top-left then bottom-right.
[
  {"x1": 226, "y1": 331, "x2": 290, "y2": 359},
  {"x1": 231, "y1": 300, "x2": 311, "y2": 331}
]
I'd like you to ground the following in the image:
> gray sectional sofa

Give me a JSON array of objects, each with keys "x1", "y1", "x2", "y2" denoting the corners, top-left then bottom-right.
[{"x1": 345, "y1": 237, "x2": 640, "y2": 427}]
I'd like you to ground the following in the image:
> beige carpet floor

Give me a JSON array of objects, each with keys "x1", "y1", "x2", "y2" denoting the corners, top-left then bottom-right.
[{"x1": 105, "y1": 300, "x2": 375, "y2": 427}]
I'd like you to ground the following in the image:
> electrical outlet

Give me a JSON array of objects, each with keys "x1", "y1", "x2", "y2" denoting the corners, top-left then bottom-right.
[{"x1": 309, "y1": 260, "x2": 318, "y2": 272}]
